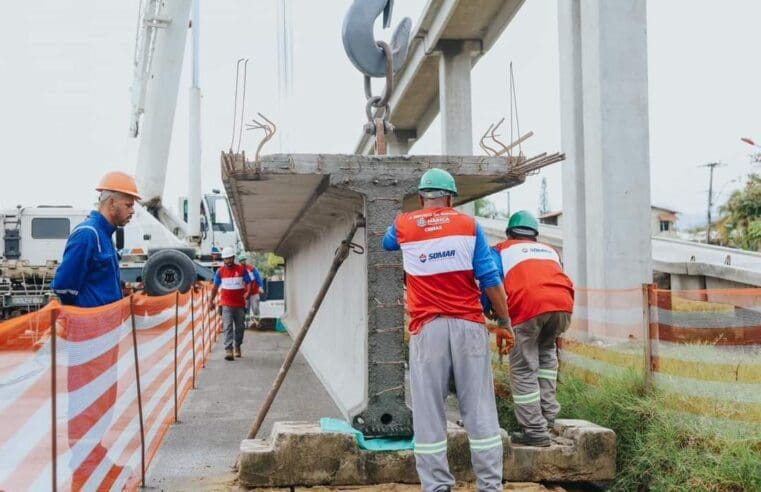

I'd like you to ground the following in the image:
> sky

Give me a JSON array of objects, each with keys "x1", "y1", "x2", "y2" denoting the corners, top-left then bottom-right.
[{"x1": 1, "y1": 1, "x2": 759, "y2": 230}]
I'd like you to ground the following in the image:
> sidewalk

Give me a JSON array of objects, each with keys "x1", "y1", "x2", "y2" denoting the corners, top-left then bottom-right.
[{"x1": 144, "y1": 329, "x2": 341, "y2": 491}]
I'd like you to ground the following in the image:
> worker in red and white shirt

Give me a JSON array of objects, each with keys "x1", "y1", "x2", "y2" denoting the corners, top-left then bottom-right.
[
  {"x1": 482, "y1": 210, "x2": 574, "y2": 447},
  {"x1": 210, "y1": 247, "x2": 252, "y2": 361},
  {"x1": 238, "y1": 254, "x2": 264, "y2": 325},
  {"x1": 383, "y1": 168, "x2": 511, "y2": 492}
]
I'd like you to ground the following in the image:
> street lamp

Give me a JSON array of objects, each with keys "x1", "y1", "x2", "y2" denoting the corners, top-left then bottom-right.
[{"x1": 741, "y1": 137, "x2": 761, "y2": 164}]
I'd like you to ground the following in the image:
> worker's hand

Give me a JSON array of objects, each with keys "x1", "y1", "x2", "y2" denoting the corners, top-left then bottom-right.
[{"x1": 496, "y1": 328, "x2": 515, "y2": 355}]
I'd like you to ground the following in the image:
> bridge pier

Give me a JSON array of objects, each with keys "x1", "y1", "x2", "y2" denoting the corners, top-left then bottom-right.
[{"x1": 558, "y1": 0, "x2": 652, "y2": 291}]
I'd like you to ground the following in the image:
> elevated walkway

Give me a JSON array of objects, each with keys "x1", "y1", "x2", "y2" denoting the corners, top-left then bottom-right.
[
  {"x1": 477, "y1": 217, "x2": 761, "y2": 287},
  {"x1": 145, "y1": 330, "x2": 341, "y2": 490}
]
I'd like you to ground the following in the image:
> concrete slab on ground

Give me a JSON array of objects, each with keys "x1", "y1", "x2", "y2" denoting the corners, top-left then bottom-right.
[
  {"x1": 238, "y1": 420, "x2": 616, "y2": 487},
  {"x1": 144, "y1": 329, "x2": 341, "y2": 491}
]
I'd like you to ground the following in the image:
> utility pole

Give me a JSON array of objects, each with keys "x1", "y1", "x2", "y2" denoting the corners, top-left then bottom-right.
[
  {"x1": 700, "y1": 162, "x2": 726, "y2": 244},
  {"x1": 538, "y1": 177, "x2": 550, "y2": 215}
]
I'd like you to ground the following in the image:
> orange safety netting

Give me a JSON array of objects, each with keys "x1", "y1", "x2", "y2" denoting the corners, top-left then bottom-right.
[
  {"x1": 559, "y1": 286, "x2": 761, "y2": 424},
  {"x1": 0, "y1": 283, "x2": 221, "y2": 491}
]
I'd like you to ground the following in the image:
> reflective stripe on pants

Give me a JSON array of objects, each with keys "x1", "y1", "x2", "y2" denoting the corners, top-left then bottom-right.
[
  {"x1": 410, "y1": 317, "x2": 503, "y2": 492},
  {"x1": 509, "y1": 311, "x2": 570, "y2": 437}
]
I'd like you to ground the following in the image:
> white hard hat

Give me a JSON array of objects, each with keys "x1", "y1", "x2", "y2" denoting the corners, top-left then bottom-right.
[{"x1": 221, "y1": 246, "x2": 236, "y2": 259}]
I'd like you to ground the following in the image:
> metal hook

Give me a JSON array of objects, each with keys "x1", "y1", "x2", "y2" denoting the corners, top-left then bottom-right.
[{"x1": 342, "y1": 0, "x2": 412, "y2": 78}]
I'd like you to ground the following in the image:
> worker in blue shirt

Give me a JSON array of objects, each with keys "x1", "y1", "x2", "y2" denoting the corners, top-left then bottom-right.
[{"x1": 52, "y1": 171, "x2": 141, "y2": 307}]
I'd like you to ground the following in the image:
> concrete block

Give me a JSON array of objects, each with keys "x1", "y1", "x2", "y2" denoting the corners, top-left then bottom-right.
[
  {"x1": 289, "y1": 484, "x2": 564, "y2": 491},
  {"x1": 238, "y1": 420, "x2": 615, "y2": 488}
]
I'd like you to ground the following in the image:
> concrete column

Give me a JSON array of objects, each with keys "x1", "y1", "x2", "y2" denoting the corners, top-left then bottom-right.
[
  {"x1": 557, "y1": 0, "x2": 587, "y2": 288},
  {"x1": 439, "y1": 40, "x2": 478, "y2": 215},
  {"x1": 580, "y1": 0, "x2": 652, "y2": 289}
]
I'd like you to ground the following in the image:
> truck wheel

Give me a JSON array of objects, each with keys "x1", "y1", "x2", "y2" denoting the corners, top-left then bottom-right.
[{"x1": 142, "y1": 249, "x2": 196, "y2": 296}]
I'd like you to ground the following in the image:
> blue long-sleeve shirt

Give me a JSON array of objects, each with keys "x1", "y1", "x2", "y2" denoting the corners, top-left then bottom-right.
[
  {"x1": 382, "y1": 221, "x2": 502, "y2": 289},
  {"x1": 250, "y1": 268, "x2": 263, "y2": 288},
  {"x1": 51, "y1": 211, "x2": 123, "y2": 307},
  {"x1": 480, "y1": 247, "x2": 504, "y2": 315}
]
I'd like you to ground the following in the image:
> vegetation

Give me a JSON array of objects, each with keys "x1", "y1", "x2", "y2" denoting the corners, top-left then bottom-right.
[
  {"x1": 716, "y1": 173, "x2": 761, "y2": 251},
  {"x1": 474, "y1": 198, "x2": 507, "y2": 220},
  {"x1": 492, "y1": 364, "x2": 761, "y2": 491}
]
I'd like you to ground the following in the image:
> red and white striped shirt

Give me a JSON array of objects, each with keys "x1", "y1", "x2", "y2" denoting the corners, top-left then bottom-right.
[
  {"x1": 494, "y1": 239, "x2": 574, "y2": 326},
  {"x1": 395, "y1": 208, "x2": 485, "y2": 334}
]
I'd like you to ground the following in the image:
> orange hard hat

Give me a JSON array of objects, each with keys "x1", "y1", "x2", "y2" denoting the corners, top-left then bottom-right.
[{"x1": 96, "y1": 171, "x2": 142, "y2": 200}]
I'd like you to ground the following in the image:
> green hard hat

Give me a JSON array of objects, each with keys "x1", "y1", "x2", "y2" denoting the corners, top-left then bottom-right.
[
  {"x1": 418, "y1": 168, "x2": 458, "y2": 196},
  {"x1": 507, "y1": 210, "x2": 539, "y2": 236},
  {"x1": 238, "y1": 253, "x2": 248, "y2": 261}
]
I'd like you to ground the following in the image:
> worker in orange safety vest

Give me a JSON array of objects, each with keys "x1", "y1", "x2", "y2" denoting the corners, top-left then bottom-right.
[{"x1": 482, "y1": 210, "x2": 574, "y2": 447}]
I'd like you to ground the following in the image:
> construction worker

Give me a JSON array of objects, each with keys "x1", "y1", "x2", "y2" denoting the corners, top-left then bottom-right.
[
  {"x1": 52, "y1": 171, "x2": 140, "y2": 306},
  {"x1": 238, "y1": 253, "x2": 264, "y2": 325},
  {"x1": 383, "y1": 168, "x2": 512, "y2": 492},
  {"x1": 50, "y1": 171, "x2": 140, "y2": 488},
  {"x1": 482, "y1": 210, "x2": 574, "y2": 447},
  {"x1": 210, "y1": 247, "x2": 252, "y2": 360}
]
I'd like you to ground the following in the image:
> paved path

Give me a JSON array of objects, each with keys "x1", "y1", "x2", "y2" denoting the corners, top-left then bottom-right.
[{"x1": 144, "y1": 329, "x2": 341, "y2": 491}]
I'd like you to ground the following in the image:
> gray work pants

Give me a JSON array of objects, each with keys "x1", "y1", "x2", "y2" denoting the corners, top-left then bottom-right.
[
  {"x1": 410, "y1": 317, "x2": 503, "y2": 492},
  {"x1": 222, "y1": 306, "x2": 246, "y2": 351},
  {"x1": 509, "y1": 311, "x2": 571, "y2": 438}
]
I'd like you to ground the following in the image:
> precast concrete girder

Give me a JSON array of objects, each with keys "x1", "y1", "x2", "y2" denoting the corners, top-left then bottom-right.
[{"x1": 222, "y1": 153, "x2": 557, "y2": 437}]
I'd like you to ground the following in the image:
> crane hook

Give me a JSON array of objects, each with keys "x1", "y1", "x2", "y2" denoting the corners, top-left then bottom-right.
[{"x1": 342, "y1": 0, "x2": 412, "y2": 78}]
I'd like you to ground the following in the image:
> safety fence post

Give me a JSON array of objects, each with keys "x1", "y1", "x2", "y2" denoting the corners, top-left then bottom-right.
[
  {"x1": 129, "y1": 296, "x2": 146, "y2": 487},
  {"x1": 191, "y1": 290, "x2": 196, "y2": 389},
  {"x1": 200, "y1": 285, "x2": 206, "y2": 368},
  {"x1": 642, "y1": 283, "x2": 659, "y2": 389},
  {"x1": 174, "y1": 291, "x2": 179, "y2": 423},
  {"x1": 50, "y1": 308, "x2": 58, "y2": 492}
]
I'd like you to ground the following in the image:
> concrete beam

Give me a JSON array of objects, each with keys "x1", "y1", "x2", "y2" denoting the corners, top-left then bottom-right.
[{"x1": 222, "y1": 152, "x2": 557, "y2": 438}]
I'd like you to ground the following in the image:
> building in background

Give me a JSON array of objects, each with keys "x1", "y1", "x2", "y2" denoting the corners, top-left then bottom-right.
[{"x1": 538, "y1": 206, "x2": 679, "y2": 238}]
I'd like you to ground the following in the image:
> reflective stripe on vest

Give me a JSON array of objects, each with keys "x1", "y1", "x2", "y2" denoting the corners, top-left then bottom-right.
[{"x1": 499, "y1": 242, "x2": 560, "y2": 275}]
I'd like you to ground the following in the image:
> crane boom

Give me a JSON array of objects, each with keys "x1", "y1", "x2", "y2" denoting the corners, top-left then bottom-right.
[{"x1": 131, "y1": 0, "x2": 193, "y2": 207}]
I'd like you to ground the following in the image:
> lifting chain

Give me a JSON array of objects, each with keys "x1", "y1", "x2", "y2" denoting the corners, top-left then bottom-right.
[{"x1": 362, "y1": 41, "x2": 395, "y2": 155}]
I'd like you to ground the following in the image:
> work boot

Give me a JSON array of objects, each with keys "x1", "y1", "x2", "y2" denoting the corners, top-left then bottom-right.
[
  {"x1": 510, "y1": 431, "x2": 551, "y2": 447},
  {"x1": 224, "y1": 349, "x2": 235, "y2": 361},
  {"x1": 234, "y1": 347, "x2": 242, "y2": 358}
]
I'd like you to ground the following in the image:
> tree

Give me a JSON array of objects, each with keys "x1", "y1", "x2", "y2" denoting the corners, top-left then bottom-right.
[
  {"x1": 717, "y1": 174, "x2": 761, "y2": 251},
  {"x1": 474, "y1": 197, "x2": 509, "y2": 220}
]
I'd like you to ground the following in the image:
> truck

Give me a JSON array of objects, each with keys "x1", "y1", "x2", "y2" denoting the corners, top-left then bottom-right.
[
  {"x1": 0, "y1": 206, "x2": 88, "y2": 319},
  {"x1": 1, "y1": 0, "x2": 245, "y2": 316}
]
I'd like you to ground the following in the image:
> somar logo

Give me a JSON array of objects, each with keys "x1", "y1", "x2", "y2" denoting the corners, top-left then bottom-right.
[
  {"x1": 416, "y1": 217, "x2": 427, "y2": 227},
  {"x1": 419, "y1": 253, "x2": 428, "y2": 263},
  {"x1": 426, "y1": 250, "x2": 456, "y2": 261}
]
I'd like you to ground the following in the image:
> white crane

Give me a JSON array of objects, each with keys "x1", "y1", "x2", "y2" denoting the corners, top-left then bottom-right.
[{"x1": 123, "y1": 0, "x2": 242, "y2": 294}]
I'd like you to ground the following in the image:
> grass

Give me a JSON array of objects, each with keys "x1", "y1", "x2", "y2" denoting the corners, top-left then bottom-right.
[{"x1": 493, "y1": 364, "x2": 761, "y2": 491}]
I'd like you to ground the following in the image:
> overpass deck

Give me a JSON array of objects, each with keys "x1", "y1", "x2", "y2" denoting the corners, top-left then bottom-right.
[{"x1": 477, "y1": 217, "x2": 761, "y2": 287}]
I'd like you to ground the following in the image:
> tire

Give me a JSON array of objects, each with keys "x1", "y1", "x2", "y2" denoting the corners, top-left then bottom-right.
[{"x1": 142, "y1": 249, "x2": 197, "y2": 296}]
